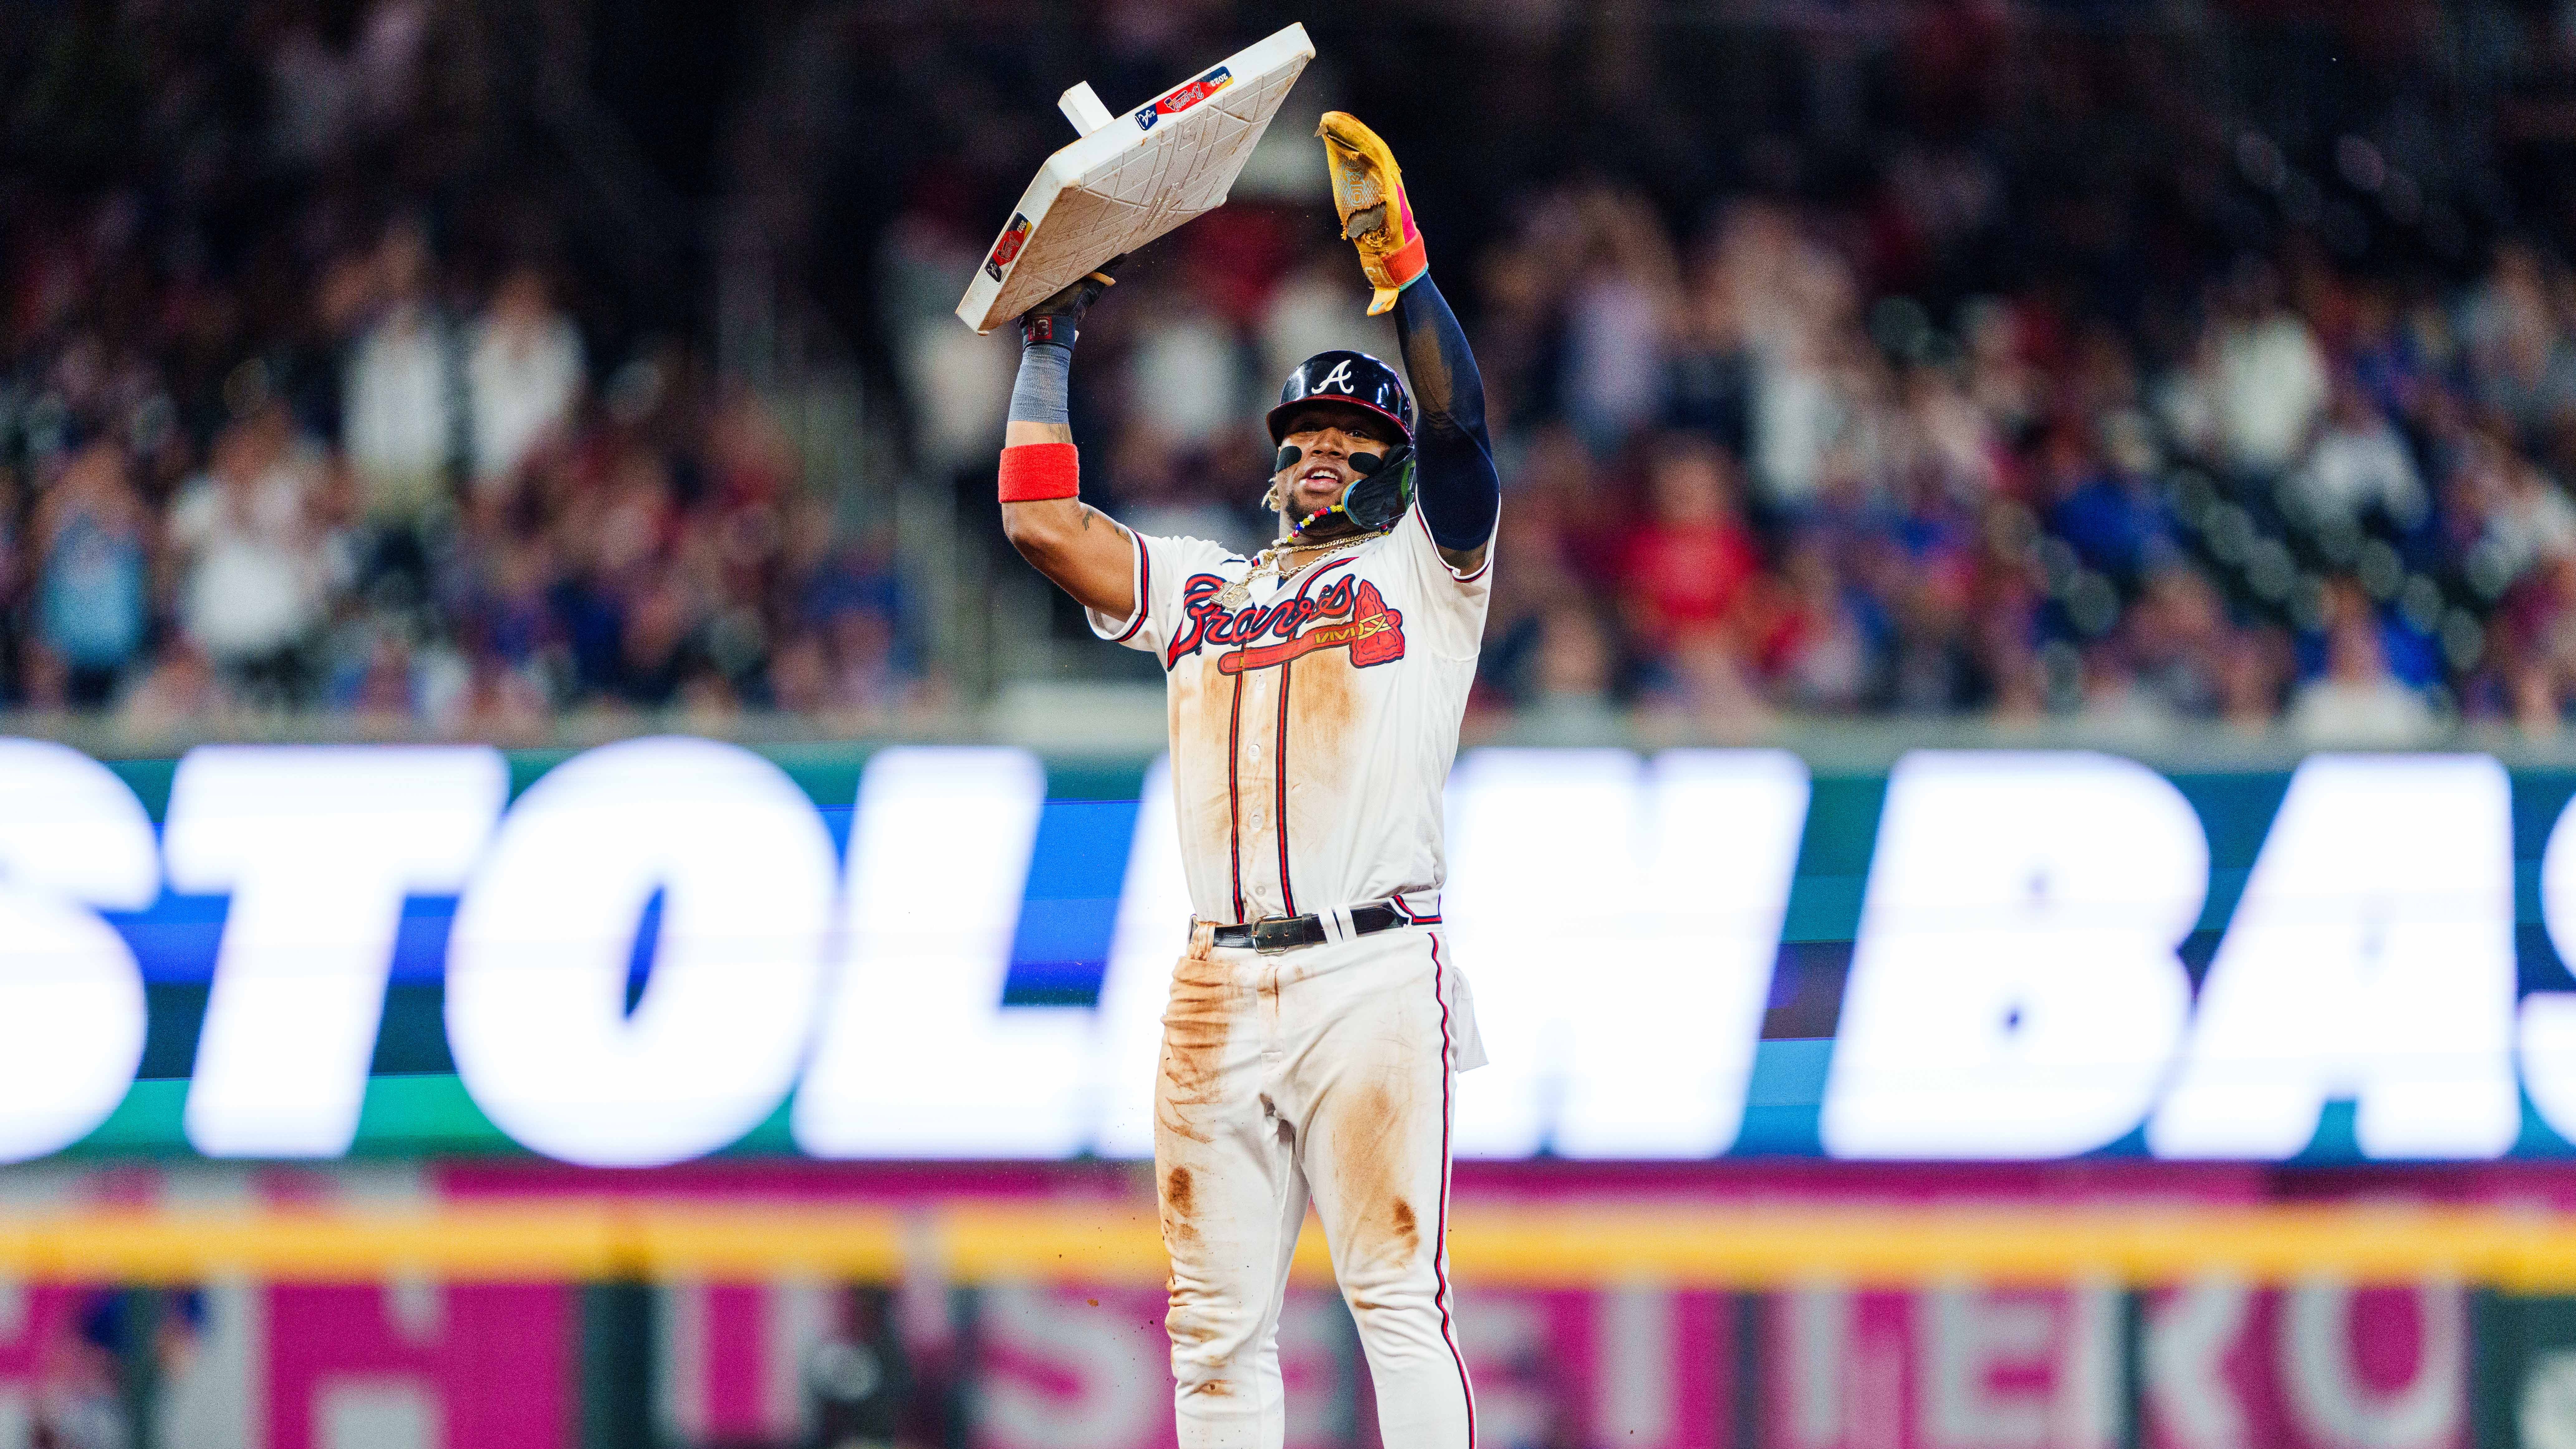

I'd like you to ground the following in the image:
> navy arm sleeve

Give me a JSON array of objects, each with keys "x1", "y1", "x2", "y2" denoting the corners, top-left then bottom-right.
[{"x1": 1392, "y1": 274, "x2": 1500, "y2": 553}]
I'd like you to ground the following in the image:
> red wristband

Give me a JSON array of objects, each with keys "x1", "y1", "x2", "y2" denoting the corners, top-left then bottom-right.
[
  {"x1": 1383, "y1": 230, "x2": 1429, "y2": 291},
  {"x1": 998, "y1": 442, "x2": 1080, "y2": 502}
]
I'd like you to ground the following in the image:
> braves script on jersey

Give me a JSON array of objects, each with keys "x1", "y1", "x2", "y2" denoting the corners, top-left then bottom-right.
[{"x1": 1088, "y1": 503, "x2": 1491, "y2": 928}]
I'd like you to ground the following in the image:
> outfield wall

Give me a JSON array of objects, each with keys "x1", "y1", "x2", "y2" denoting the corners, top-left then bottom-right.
[
  {"x1": 2, "y1": 736, "x2": 2574, "y2": 1168},
  {"x1": 1, "y1": 737, "x2": 2574, "y2": 1443}
]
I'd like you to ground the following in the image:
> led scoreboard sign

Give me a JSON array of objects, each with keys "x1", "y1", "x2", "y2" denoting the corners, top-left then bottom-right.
[{"x1": 1, "y1": 737, "x2": 2574, "y2": 1167}]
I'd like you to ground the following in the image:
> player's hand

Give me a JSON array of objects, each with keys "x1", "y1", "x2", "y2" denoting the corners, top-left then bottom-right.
[
  {"x1": 1317, "y1": 113, "x2": 1427, "y2": 316},
  {"x1": 1017, "y1": 254, "x2": 1126, "y2": 347}
]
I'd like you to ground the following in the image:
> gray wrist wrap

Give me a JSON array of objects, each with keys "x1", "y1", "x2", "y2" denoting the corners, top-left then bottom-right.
[{"x1": 1008, "y1": 341, "x2": 1074, "y2": 427}]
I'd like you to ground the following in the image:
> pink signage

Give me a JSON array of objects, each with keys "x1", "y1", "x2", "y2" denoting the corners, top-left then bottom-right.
[
  {"x1": 1764, "y1": 1282, "x2": 2464, "y2": 1449},
  {"x1": 265, "y1": 1284, "x2": 571, "y2": 1449},
  {"x1": 965, "y1": 1286, "x2": 1733, "y2": 1449},
  {"x1": 0, "y1": 1287, "x2": 116, "y2": 1447},
  {"x1": 2141, "y1": 1283, "x2": 2465, "y2": 1449}
]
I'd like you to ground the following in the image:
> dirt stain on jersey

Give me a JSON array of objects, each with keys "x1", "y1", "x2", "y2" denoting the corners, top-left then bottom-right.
[
  {"x1": 1288, "y1": 651, "x2": 1361, "y2": 771},
  {"x1": 1170, "y1": 656, "x2": 1237, "y2": 869},
  {"x1": 1284, "y1": 652, "x2": 1362, "y2": 855}
]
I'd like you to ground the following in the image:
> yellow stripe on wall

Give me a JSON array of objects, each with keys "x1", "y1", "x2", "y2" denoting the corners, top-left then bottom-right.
[{"x1": 0, "y1": 1201, "x2": 2568, "y2": 1288}]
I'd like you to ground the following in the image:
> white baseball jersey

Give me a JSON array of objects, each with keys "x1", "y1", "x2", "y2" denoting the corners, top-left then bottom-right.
[{"x1": 1087, "y1": 501, "x2": 1491, "y2": 927}]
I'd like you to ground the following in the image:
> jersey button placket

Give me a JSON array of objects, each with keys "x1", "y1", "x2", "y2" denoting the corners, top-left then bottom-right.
[
  {"x1": 1244, "y1": 719, "x2": 1266, "y2": 833},
  {"x1": 1251, "y1": 653, "x2": 1286, "y2": 1066},
  {"x1": 1242, "y1": 675, "x2": 1276, "y2": 909}
]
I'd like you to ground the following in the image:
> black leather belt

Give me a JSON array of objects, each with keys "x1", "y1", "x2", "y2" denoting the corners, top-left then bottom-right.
[{"x1": 1209, "y1": 902, "x2": 1412, "y2": 953}]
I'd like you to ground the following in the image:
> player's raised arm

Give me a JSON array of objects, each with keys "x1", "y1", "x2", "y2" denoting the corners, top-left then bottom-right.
[
  {"x1": 1319, "y1": 113, "x2": 1500, "y2": 575},
  {"x1": 996, "y1": 266, "x2": 1136, "y2": 617}
]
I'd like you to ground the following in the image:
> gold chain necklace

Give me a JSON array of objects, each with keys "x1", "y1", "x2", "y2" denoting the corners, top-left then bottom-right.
[{"x1": 1215, "y1": 532, "x2": 1380, "y2": 609}]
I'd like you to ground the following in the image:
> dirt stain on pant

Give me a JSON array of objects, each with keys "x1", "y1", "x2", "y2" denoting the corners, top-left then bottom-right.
[
  {"x1": 1158, "y1": 932, "x2": 1233, "y2": 1262},
  {"x1": 1157, "y1": 942, "x2": 1232, "y2": 1148},
  {"x1": 1329, "y1": 1073, "x2": 1422, "y2": 1295},
  {"x1": 1160, "y1": 932, "x2": 1259, "y2": 1384},
  {"x1": 1161, "y1": 1164, "x2": 1199, "y2": 1249}
]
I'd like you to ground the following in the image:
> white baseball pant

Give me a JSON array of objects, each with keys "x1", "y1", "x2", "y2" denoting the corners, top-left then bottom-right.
[{"x1": 1155, "y1": 919, "x2": 1479, "y2": 1448}]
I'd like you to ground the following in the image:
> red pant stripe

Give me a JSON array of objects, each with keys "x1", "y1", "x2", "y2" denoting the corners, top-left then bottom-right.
[{"x1": 1429, "y1": 934, "x2": 1477, "y2": 1445}]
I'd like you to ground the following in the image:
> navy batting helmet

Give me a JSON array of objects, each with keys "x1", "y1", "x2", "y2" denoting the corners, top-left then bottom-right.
[
  {"x1": 1265, "y1": 350, "x2": 1413, "y2": 444},
  {"x1": 1265, "y1": 351, "x2": 1417, "y2": 535}
]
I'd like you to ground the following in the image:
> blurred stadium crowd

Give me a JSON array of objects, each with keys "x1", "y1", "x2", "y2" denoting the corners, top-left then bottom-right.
[
  {"x1": 14, "y1": 0, "x2": 2576, "y2": 741},
  {"x1": 883, "y1": 1, "x2": 2576, "y2": 745},
  {"x1": 0, "y1": 0, "x2": 930, "y2": 738}
]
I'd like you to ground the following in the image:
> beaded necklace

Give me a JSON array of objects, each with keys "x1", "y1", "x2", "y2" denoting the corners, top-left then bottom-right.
[{"x1": 1214, "y1": 531, "x2": 1382, "y2": 609}]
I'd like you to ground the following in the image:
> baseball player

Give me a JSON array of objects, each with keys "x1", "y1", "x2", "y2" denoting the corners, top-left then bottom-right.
[{"x1": 993, "y1": 113, "x2": 1496, "y2": 1448}]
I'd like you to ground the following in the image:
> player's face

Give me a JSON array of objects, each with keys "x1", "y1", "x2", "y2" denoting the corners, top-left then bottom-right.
[{"x1": 1274, "y1": 407, "x2": 1401, "y2": 527}]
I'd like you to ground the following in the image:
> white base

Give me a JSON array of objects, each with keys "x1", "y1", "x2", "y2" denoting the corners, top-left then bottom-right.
[{"x1": 955, "y1": 23, "x2": 1315, "y2": 334}]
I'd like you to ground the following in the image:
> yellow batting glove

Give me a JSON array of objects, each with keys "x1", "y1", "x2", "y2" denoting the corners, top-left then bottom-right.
[{"x1": 1317, "y1": 112, "x2": 1428, "y2": 316}]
